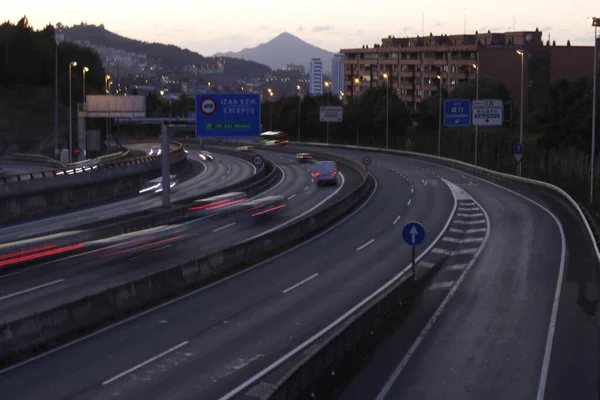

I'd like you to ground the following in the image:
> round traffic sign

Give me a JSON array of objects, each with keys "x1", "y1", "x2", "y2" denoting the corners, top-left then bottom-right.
[
  {"x1": 252, "y1": 155, "x2": 264, "y2": 167},
  {"x1": 199, "y1": 97, "x2": 217, "y2": 115},
  {"x1": 402, "y1": 221, "x2": 426, "y2": 246},
  {"x1": 362, "y1": 156, "x2": 371, "y2": 166},
  {"x1": 73, "y1": 146, "x2": 81, "y2": 155}
]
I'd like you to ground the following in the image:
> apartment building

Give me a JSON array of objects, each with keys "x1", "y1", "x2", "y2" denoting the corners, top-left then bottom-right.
[
  {"x1": 309, "y1": 58, "x2": 324, "y2": 96},
  {"x1": 341, "y1": 29, "x2": 595, "y2": 115},
  {"x1": 331, "y1": 53, "x2": 345, "y2": 98}
]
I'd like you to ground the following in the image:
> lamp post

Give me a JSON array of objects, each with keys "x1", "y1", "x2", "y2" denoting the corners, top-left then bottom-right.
[
  {"x1": 296, "y1": 85, "x2": 301, "y2": 145},
  {"x1": 383, "y1": 73, "x2": 389, "y2": 149},
  {"x1": 267, "y1": 88, "x2": 273, "y2": 130},
  {"x1": 516, "y1": 49, "x2": 525, "y2": 177},
  {"x1": 82, "y1": 66, "x2": 89, "y2": 105},
  {"x1": 54, "y1": 30, "x2": 63, "y2": 159},
  {"x1": 437, "y1": 74, "x2": 443, "y2": 156},
  {"x1": 208, "y1": 81, "x2": 211, "y2": 92},
  {"x1": 589, "y1": 17, "x2": 599, "y2": 204},
  {"x1": 68, "y1": 61, "x2": 77, "y2": 163},
  {"x1": 473, "y1": 63, "x2": 480, "y2": 165},
  {"x1": 324, "y1": 81, "x2": 331, "y2": 144},
  {"x1": 353, "y1": 78, "x2": 360, "y2": 144}
]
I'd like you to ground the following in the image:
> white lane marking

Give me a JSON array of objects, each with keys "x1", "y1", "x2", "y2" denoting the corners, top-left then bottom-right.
[
  {"x1": 0, "y1": 279, "x2": 65, "y2": 301},
  {"x1": 411, "y1": 187, "x2": 414, "y2": 193},
  {"x1": 451, "y1": 248, "x2": 478, "y2": 256},
  {"x1": 442, "y1": 237, "x2": 483, "y2": 244},
  {"x1": 287, "y1": 194, "x2": 296, "y2": 200},
  {"x1": 406, "y1": 199, "x2": 412, "y2": 207},
  {"x1": 149, "y1": 244, "x2": 172, "y2": 253},
  {"x1": 213, "y1": 222, "x2": 236, "y2": 233},
  {"x1": 431, "y1": 248, "x2": 450, "y2": 255},
  {"x1": 429, "y1": 281, "x2": 454, "y2": 290},
  {"x1": 457, "y1": 212, "x2": 484, "y2": 218},
  {"x1": 453, "y1": 219, "x2": 486, "y2": 225},
  {"x1": 442, "y1": 237, "x2": 460, "y2": 243},
  {"x1": 219, "y1": 176, "x2": 457, "y2": 400},
  {"x1": 303, "y1": 186, "x2": 309, "y2": 191},
  {"x1": 461, "y1": 201, "x2": 475, "y2": 206},
  {"x1": 282, "y1": 273, "x2": 319, "y2": 294},
  {"x1": 102, "y1": 341, "x2": 189, "y2": 385},
  {"x1": 0, "y1": 171, "x2": 362, "y2": 378},
  {"x1": 419, "y1": 261, "x2": 436, "y2": 269},
  {"x1": 460, "y1": 237, "x2": 484, "y2": 244},
  {"x1": 393, "y1": 215, "x2": 401, "y2": 225},
  {"x1": 449, "y1": 228, "x2": 464, "y2": 234},
  {"x1": 458, "y1": 207, "x2": 479, "y2": 211},
  {"x1": 446, "y1": 264, "x2": 466, "y2": 271},
  {"x1": 376, "y1": 179, "x2": 490, "y2": 400},
  {"x1": 466, "y1": 228, "x2": 486, "y2": 234},
  {"x1": 129, "y1": 256, "x2": 142, "y2": 261},
  {"x1": 356, "y1": 239, "x2": 375, "y2": 252},
  {"x1": 424, "y1": 181, "x2": 428, "y2": 186}
]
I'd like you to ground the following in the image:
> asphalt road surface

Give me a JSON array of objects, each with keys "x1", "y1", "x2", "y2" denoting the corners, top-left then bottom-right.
[{"x1": 0, "y1": 150, "x2": 254, "y2": 243}]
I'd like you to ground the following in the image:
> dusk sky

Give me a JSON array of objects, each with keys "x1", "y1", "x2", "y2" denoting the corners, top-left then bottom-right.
[{"x1": 4, "y1": 0, "x2": 598, "y2": 55}]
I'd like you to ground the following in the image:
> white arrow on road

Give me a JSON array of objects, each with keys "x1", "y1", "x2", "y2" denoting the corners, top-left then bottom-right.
[{"x1": 409, "y1": 226, "x2": 418, "y2": 243}]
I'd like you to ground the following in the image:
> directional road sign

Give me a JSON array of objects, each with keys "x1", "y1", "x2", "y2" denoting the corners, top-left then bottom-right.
[
  {"x1": 320, "y1": 106, "x2": 343, "y2": 123},
  {"x1": 513, "y1": 143, "x2": 523, "y2": 163},
  {"x1": 444, "y1": 99, "x2": 471, "y2": 127},
  {"x1": 402, "y1": 221, "x2": 426, "y2": 246},
  {"x1": 252, "y1": 154, "x2": 264, "y2": 167},
  {"x1": 472, "y1": 99, "x2": 504, "y2": 126},
  {"x1": 195, "y1": 93, "x2": 261, "y2": 138},
  {"x1": 362, "y1": 156, "x2": 371, "y2": 166}
]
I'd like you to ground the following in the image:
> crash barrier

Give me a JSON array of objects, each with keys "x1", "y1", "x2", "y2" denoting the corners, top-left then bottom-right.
[
  {"x1": 0, "y1": 153, "x2": 372, "y2": 367},
  {"x1": 265, "y1": 141, "x2": 600, "y2": 400},
  {"x1": 0, "y1": 141, "x2": 187, "y2": 225}
]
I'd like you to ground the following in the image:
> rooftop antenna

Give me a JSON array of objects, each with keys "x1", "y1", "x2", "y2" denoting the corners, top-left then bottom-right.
[
  {"x1": 422, "y1": 13, "x2": 424, "y2": 37},
  {"x1": 464, "y1": 7, "x2": 467, "y2": 35},
  {"x1": 513, "y1": 16, "x2": 516, "y2": 32},
  {"x1": 404, "y1": 26, "x2": 408, "y2": 38}
]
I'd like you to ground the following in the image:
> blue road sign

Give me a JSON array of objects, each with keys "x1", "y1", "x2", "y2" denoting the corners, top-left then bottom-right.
[
  {"x1": 195, "y1": 93, "x2": 261, "y2": 137},
  {"x1": 513, "y1": 143, "x2": 524, "y2": 154},
  {"x1": 402, "y1": 221, "x2": 426, "y2": 246},
  {"x1": 444, "y1": 99, "x2": 471, "y2": 127}
]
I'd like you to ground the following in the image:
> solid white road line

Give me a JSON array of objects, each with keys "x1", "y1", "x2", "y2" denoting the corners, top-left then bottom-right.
[
  {"x1": 406, "y1": 199, "x2": 412, "y2": 207},
  {"x1": 356, "y1": 239, "x2": 375, "y2": 252},
  {"x1": 102, "y1": 341, "x2": 189, "y2": 385},
  {"x1": 282, "y1": 273, "x2": 319, "y2": 294},
  {"x1": 376, "y1": 179, "x2": 490, "y2": 400},
  {"x1": 287, "y1": 194, "x2": 296, "y2": 200},
  {"x1": 213, "y1": 222, "x2": 236, "y2": 233},
  {"x1": 0, "y1": 279, "x2": 65, "y2": 301},
  {"x1": 466, "y1": 228, "x2": 487, "y2": 234},
  {"x1": 393, "y1": 215, "x2": 401, "y2": 225}
]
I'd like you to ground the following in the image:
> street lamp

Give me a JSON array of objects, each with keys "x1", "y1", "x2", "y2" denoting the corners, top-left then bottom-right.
[
  {"x1": 54, "y1": 30, "x2": 63, "y2": 159},
  {"x1": 82, "y1": 66, "x2": 89, "y2": 105},
  {"x1": 589, "y1": 16, "x2": 599, "y2": 204},
  {"x1": 68, "y1": 61, "x2": 77, "y2": 163},
  {"x1": 383, "y1": 73, "x2": 389, "y2": 149},
  {"x1": 268, "y1": 88, "x2": 273, "y2": 130},
  {"x1": 472, "y1": 63, "x2": 480, "y2": 165},
  {"x1": 105, "y1": 75, "x2": 111, "y2": 93},
  {"x1": 437, "y1": 74, "x2": 443, "y2": 156},
  {"x1": 516, "y1": 49, "x2": 524, "y2": 177},
  {"x1": 324, "y1": 81, "x2": 331, "y2": 143},
  {"x1": 296, "y1": 85, "x2": 302, "y2": 145},
  {"x1": 208, "y1": 82, "x2": 211, "y2": 92}
]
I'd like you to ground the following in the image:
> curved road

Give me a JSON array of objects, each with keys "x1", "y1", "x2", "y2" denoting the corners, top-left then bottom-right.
[
  {"x1": 0, "y1": 150, "x2": 254, "y2": 243},
  {"x1": 0, "y1": 146, "x2": 595, "y2": 400}
]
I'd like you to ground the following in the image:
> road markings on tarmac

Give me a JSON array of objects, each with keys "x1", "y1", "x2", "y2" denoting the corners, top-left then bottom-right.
[
  {"x1": 406, "y1": 199, "x2": 412, "y2": 207},
  {"x1": 0, "y1": 278, "x2": 65, "y2": 301},
  {"x1": 356, "y1": 238, "x2": 375, "y2": 252},
  {"x1": 393, "y1": 215, "x2": 401, "y2": 225},
  {"x1": 287, "y1": 194, "x2": 296, "y2": 200},
  {"x1": 282, "y1": 273, "x2": 319, "y2": 294},
  {"x1": 213, "y1": 222, "x2": 236, "y2": 233},
  {"x1": 102, "y1": 341, "x2": 189, "y2": 385}
]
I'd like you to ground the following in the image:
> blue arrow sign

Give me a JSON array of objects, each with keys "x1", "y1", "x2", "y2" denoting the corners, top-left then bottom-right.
[
  {"x1": 402, "y1": 221, "x2": 426, "y2": 246},
  {"x1": 444, "y1": 99, "x2": 471, "y2": 127},
  {"x1": 513, "y1": 143, "x2": 524, "y2": 155}
]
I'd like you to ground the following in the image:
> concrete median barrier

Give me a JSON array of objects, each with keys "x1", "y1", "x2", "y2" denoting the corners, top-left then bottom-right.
[
  {"x1": 0, "y1": 156, "x2": 374, "y2": 368},
  {"x1": 0, "y1": 141, "x2": 187, "y2": 224}
]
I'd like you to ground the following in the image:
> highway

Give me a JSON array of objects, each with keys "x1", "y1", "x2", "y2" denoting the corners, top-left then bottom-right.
[
  {"x1": 0, "y1": 149, "x2": 254, "y2": 243},
  {"x1": 0, "y1": 146, "x2": 596, "y2": 400}
]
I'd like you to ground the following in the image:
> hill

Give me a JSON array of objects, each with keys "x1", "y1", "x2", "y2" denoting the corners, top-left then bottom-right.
[
  {"x1": 214, "y1": 32, "x2": 335, "y2": 72},
  {"x1": 61, "y1": 23, "x2": 271, "y2": 78}
]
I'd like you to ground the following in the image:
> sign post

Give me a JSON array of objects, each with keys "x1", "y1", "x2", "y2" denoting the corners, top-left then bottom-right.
[
  {"x1": 362, "y1": 155, "x2": 371, "y2": 172},
  {"x1": 513, "y1": 143, "x2": 524, "y2": 174},
  {"x1": 402, "y1": 221, "x2": 426, "y2": 281},
  {"x1": 444, "y1": 99, "x2": 471, "y2": 127},
  {"x1": 320, "y1": 106, "x2": 343, "y2": 145},
  {"x1": 195, "y1": 93, "x2": 261, "y2": 138}
]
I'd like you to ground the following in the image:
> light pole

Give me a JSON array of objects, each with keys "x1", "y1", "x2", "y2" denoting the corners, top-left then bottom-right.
[
  {"x1": 267, "y1": 88, "x2": 273, "y2": 130},
  {"x1": 437, "y1": 74, "x2": 443, "y2": 156},
  {"x1": 383, "y1": 73, "x2": 389, "y2": 148},
  {"x1": 516, "y1": 49, "x2": 525, "y2": 177},
  {"x1": 82, "y1": 66, "x2": 89, "y2": 105},
  {"x1": 473, "y1": 63, "x2": 480, "y2": 165},
  {"x1": 589, "y1": 17, "x2": 599, "y2": 204},
  {"x1": 353, "y1": 78, "x2": 360, "y2": 144},
  {"x1": 105, "y1": 75, "x2": 110, "y2": 154},
  {"x1": 68, "y1": 61, "x2": 77, "y2": 163},
  {"x1": 296, "y1": 85, "x2": 301, "y2": 145},
  {"x1": 54, "y1": 30, "x2": 63, "y2": 159},
  {"x1": 208, "y1": 82, "x2": 211, "y2": 92},
  {"x1": 324, "y1": 81, "x2": 331, "y2": 144}
]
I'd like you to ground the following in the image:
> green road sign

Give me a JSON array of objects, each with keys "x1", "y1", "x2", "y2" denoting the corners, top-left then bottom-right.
[{"x1": 204, "y1": 122, "x2": 251, "y2": 131}]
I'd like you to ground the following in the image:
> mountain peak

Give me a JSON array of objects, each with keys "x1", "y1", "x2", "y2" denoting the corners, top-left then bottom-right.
[{"x1": 213, "y1": 32, "x2": 334, "y2": 71}]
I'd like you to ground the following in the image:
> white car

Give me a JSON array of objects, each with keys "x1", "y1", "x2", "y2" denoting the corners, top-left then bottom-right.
[{"x1": 198, "y1": 151, "x2": 214, "y2": 161}]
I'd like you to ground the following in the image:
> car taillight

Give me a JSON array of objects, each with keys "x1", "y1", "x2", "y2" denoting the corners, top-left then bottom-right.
[
  {"x1": 312, "y1": 172, "x2": 320, "y2": 177},
  {"x1": 331, "y1": 170, "x2": 338, "y2": 176}
]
